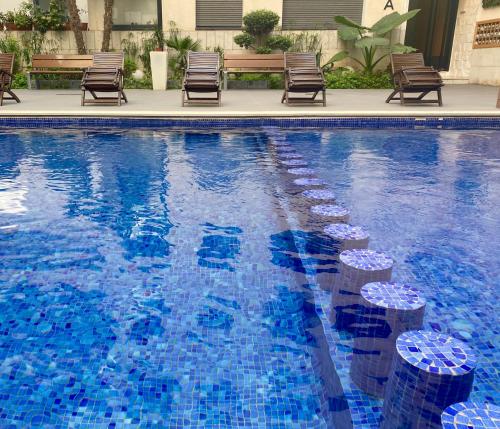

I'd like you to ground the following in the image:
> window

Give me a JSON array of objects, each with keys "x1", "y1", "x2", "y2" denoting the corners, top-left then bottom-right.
[
  {"x1": 282, "y1": 0, "x2": 363, "y2": 30},
  {"x1": 196, "y1": 0, "x2": 243, "y2": 30},
  {"x1": 112, "y1": 0, "x2": 162, "y2": 30}
]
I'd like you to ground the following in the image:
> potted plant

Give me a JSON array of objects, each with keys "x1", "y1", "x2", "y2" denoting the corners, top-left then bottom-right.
[
  {"x1": 12, "y1": 2, "x2": 34, "y2": 31},
  {"x1": 233, "y1": 10, "x2": 292, "y2": 89},
  {"x1": 149, "y1": 24, "x2": 168, "y2": 90}
]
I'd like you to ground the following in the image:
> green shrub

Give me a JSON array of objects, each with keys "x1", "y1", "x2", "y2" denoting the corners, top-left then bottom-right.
[
  {"x1": 124, "y1": 76, "x2": 153, "y2": 89},
  {"x1": 0, "y1": 36, "x2": 23, "y2": 73},
  {"x1": 12, "y1": 2, "x2": 33, "y2": 29},
  {"x1": 33, "y1": 0, "x2": 66, "y2": 33},
  {"x1": 234, "y1": 9, "x2": 290, "y2": 53},
  {"x1": 11, "y1": 73, "x2": 28, "y2": 89},
  {"x1": 123, "y1": 57, "x2": 137, "y2": 78},
  {"x1": 483, "y1": 0, "x2": 500, "y2": 7},
  {"x1": 325, "y1": 70, "x2": 393, "y2": 89}
]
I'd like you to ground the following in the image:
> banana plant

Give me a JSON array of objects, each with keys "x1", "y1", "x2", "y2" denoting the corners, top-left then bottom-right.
[{"x1": 325, "y1": 10, "x2": 420, "y2": 74}]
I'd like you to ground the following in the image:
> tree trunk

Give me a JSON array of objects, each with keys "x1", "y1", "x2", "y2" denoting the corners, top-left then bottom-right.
[
  {"x1": 65, "y1": 0, "x2": 86, "y2": 54},
  {"x1": 102, "y1": 0, "x2": 114, "y2": 52}
]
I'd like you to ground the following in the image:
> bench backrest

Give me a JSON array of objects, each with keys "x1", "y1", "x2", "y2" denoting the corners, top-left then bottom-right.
[
  {"x1": 188, "y1": 51, "x2": 220, "y2": 71},
  {"x1": 284, "y1": 52, "x2": 318, "y2": 69},
  {"x1": 32, "y1": 54, "x2": 94, "y2": 69},
  {"x1": 93, "y1": 52, "x2": 124, "y2": 69},
  {"x1": 390, "y1": 52, "x2": 425, "y2": 74},
  {"x1": 0, "y1": 53, "x2": 14, "y2": 85},
  {"x1": 224, "y1": 54, "x2": 284, "y2": 71}
]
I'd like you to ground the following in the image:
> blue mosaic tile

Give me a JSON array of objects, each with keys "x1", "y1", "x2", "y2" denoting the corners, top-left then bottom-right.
[
  {"x1": 281, "y1": 159, "x2": 309, "y2": 166},
  {"x1": 293, "y1": 178, "x2": 327, "y2": 186},
  {"x1": 324, "y1": 224, "x2": 369, "y2": 241},
  {"x1": 360, "y1": 282, "x2": 426, "y2": 311},
  {"x1": 442, "y1": 402, "x2": 500, "y2": 428},
  {"x1": 280, "y1": 153, "x2": 304, "y2": 159},
  {"x1": 313, "y1": 205, "x2": 350, "y2": 218},
  {"x1": 287, "y1": 168, "x2": 316, "y2": 176},
  {"x1": 302, "y1": 189, "x2": 336, "y2": 201},
  {"x1": 396, "y1": 330, "x2": 477, "y2": 376},
  {"x1": 339, "y1": 249, "x2": 393, "y2": 271}
]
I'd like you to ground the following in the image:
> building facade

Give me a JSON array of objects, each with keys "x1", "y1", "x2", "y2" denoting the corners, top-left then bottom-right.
[{"x1": 1, "y1": 0, "x2": 499, "y2": 84}]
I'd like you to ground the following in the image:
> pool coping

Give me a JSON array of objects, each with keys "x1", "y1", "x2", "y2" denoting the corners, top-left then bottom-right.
[{"x1": 1, "y1": 115, "x2": 499, "y2": 129}]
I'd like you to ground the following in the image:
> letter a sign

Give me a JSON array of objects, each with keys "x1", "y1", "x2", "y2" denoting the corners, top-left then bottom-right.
[{"x1": 384, "y1": 0, "x2": 394, "y2": 9}]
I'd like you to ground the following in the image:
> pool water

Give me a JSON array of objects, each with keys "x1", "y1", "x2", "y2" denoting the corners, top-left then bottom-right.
[{"x1": 0, "y1": 128, "x2": 498, "y2": 428}]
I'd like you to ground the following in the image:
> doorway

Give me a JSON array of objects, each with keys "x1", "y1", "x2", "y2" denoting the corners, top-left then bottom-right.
[{"x1": 404, "y1": 0, "x2": 459, "y2": 70}]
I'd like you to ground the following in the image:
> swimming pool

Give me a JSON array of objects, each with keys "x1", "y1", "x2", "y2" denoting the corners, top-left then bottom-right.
[{"x1": 0, "y1": 127, "x2": 498, "y2": 428}]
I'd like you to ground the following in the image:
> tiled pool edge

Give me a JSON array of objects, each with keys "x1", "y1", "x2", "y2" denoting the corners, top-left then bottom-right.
[{"x1": 0, "y1": 116, "x2": 499, "y2": 129}]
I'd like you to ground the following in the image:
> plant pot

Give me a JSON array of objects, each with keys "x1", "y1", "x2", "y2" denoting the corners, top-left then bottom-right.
[
  {"x1": 4, "y1": 23, "x2": 31, "y2": 31},
  {"x1": 227, "y1": 80, "x2": 268, "y2": 90},
  {"x1": 149, "y1": 51, "x2": 168, "y2": 90}
]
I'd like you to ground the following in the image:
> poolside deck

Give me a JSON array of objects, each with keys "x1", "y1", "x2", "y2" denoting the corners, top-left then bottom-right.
[{"x1": 0, "y1": 84, "x2": 498, "y2": 118}]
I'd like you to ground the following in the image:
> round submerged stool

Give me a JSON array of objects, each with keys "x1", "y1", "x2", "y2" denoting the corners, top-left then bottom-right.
[
  {"x1": 276, "y1": 146, "x2": 295, "y2": 152},
  {"x1": 330, "y1": 249, "x2": 393, "y2": 331},
  {"x1": 313, "y1": 205, "x2": 350, "y2": 223},
  {"x1": 280, "y1": 159, "x2": 308, "y2": 167},
  {"x1": 280, "y1": 153, "x2": 303, "y2": 159},
  {"x1": 381, "y1": 330, "x2": 476, "y2": 429},
  {"x1": 442, "y1": 402, "x2": 499, "y2": 429},
  {"x1": 324, "y1": 224, "x2": 369, "y2": 251},
  {"x1": 350, "y1": 282, "x2": 426, "y2": 397},
  {"x1": 287, "y1": 167, "x2": 316, "y2": 176},
  {"x1": 302, "y1": 189, "x2": 336, "y2": 202},
  {"x1": 293, "y1": 178, "x2": 327, "y2": 187}
]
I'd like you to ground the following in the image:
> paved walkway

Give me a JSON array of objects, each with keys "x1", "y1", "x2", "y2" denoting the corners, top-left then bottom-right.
[{"x1": 1, "y1": 85, "x2": 498, "y2": 117}]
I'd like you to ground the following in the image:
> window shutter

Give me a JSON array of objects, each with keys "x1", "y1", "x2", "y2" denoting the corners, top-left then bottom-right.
[
  {"x1": 282, "y1": 0, "x2": 364, "y2": 30},
  {"x1": 196, "y1": 0, "x2": 243, "y2": 30}
]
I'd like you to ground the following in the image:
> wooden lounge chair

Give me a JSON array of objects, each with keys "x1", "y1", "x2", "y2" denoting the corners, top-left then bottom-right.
[
  {"x1": 386, "y1": 53, "x2": 444, "y2": 106},
  {"x1": 0, "y1": 53, "x2": 20, "y2": 106},
  {"x1": 81, "y1": 52, "x2": 127, "y2": 106},
  {"x1": 182, "y1": 52, "x2": 221, "y2": 106},
  {"x1": 282, "y1": 52, "x2": 326, "y2": 106}
]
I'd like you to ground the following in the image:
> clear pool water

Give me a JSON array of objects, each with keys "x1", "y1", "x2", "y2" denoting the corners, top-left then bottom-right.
[{"x1": 0, "y1": 127, "x2": 498, "y2": 428}]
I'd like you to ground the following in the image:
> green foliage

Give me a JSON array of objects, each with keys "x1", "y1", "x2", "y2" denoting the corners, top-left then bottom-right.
[
  {"x1": 124, "y1": 76, "x2": 153, "y2": 89},
  {"x1": 0, "y1": 36, "x2": 23, "y2": 73},
  {"x1": 2, "y1": 1, "x2": 66, "y2": 32},
  {"x1": 325, "y1": 69, "x2": 392, "y2": 89},
  {"x1": 242, "y1": 10, "x2": 280, "y2": 37},
  {"x1": 233, "y1": 33, "x2": 255, "y2": 49},
  {"x1": 11, "y1": 73, "x2": 28, "y2": 89},
  {"x1": 121, "y1": 33, "x2": 140, "y2": 61},
  {"x1": 20, "y1": 31, "x2": 60, "y2": 67},
  {"x1": 234, "y1": 9, "x2": 290, "y2": 53},
  {"x1": 123, "y1": 57, "x2": 137, "y2": 78},
  {"x1": 33, "y1": 0, "x2": 66, "y2": 33},
  {"x1": 12, "y1": 2, "x2": 33, "y2": 29},
  {"x1": 266, "y1": 35, "x2": 292, "y2": 52},
  {"x1": 483, "y1": 0, "x2": 500, "y2": 7},
  {"x1": 333, "y1": 10, "x2": 420, "y2": 73},
  {"x1": 166, "y1": 26, "x2": 201, "y2": 80}
]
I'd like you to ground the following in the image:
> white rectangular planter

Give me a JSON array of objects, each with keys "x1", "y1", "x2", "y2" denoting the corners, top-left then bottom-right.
[{"x1": 149, "y1": 51, "x2": 168, "y2": 90}]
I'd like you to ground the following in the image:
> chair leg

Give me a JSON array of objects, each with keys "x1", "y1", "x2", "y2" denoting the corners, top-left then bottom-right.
[
  {"x1": 81, "y1": 90, "x2": 85, "y2": 106},
  {"x1": 121, "y1": 90, "x2": 128, "y2": 103},
  {"x1": 385, "y1": 89, "x2": 398, "y2": 104},
  {"x1": 400, "y1": 91, "x2": 405, "y2": 105},
  {"x1": 118, "y1": 91, "x2": 121, "y2": 106},
  {"x1": 181, "y1": 90, "x2": 185, "y2": 107},
  {"x1": 218, "y1": 90, "x2": 221, "y2": 107},
  {"x1": 0, "y1": 90, "x2": 4, "y2": 107},
  {"x1": 323, "y1": 89, "x2": 326, "y2": 107},
  {"x1": 437, "y1": 88, "x2": 443, "y2": 106},
  {"x1": 281, "y1": 90, "x2": 286, "y2": 104},
  {"x1": 7, "y1": 89, "x2": 20, "y2": 103}
]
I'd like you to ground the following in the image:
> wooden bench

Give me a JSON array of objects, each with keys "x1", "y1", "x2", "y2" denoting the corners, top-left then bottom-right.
[
  {"x1": 28, "y1": 54, "x2": 93, "y2": 89},
  {"x1": 223, "y1": 53, "x2": 284, "y2": 90}
]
